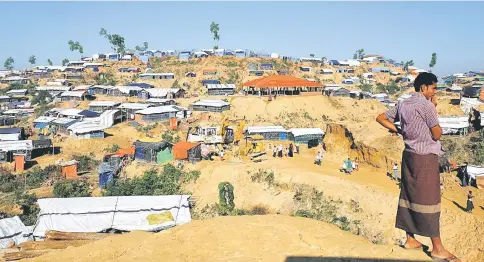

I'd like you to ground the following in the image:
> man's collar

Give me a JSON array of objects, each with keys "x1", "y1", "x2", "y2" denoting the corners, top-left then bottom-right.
[{"x1": 413, "y1": 92, "x2": 427, "y2": 100}]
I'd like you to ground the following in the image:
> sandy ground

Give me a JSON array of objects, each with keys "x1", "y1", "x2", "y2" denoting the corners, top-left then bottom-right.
[{"x1": 26, "y1": 215, "x2": 431, "y2": 262}]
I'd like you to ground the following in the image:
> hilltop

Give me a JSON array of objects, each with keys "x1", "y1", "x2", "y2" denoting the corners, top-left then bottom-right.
[{"x1": 25, "y1": 215, "x2": 431, "y2": 262}]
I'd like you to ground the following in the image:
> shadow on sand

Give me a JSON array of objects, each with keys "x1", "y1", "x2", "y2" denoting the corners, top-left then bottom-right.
[
  {"x1": 285, "y1": 257, "x2": 428, "y2": 262},
  {"x1": 451, "y1": 201, "x2": 467, "y2": 212}
]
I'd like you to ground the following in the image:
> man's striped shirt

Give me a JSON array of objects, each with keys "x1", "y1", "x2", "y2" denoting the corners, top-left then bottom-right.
[{"x1": 385, "y1": 92, "x2": 443, "y2": 156}]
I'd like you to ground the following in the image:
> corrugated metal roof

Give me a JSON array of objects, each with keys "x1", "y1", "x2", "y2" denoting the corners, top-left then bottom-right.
[
  {"x1": 139, "y1": 73, "x2": 174, "y2": 77},
  {"x1": 68, "y1": 122, "x2": 105, "y2": 134},
  {"x1": 118, "y1": 103, "x2": 151, "y2": 110},
  {"x1": 0, "y1": 140, "x2": 33, "y2": 151},
  {"x1": 36, "y1": 86, "x2": 72, "y2": 91},
  {"x1": 135, "y1": 106, "x2": 180, "y2": 115},
  {"x1": 288, "y1": 128, "x2": 325, "y2": 136},
  {"x1": 6, "y1": 89, "x2": 27, "y2": 94},
  {"x1": 206, "y1": 84, "x2": 236, "y2": 90},
  {"x1": 247, "y1": 126, "x2": 287, "y2": 134},
  {"x1": 146, "y1": 98, "x2": 175, "y2": 103},
  {"x1": 33, "y1": 116, "x2": 56, "y2": 123},
  {"x1": 192, "y1": 99, "x2": 230, "y2": 107},
  {"x1": 61, "y1": 91, "x2": 87, "y2": 97}
]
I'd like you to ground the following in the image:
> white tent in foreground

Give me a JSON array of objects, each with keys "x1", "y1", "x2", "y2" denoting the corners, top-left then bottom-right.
[
  {"x1": 0, "y1": 216, "x2": 32, "y2": 248},
  {"x1": 32, "y1": 195, "x2": 191, "y2": 239}
]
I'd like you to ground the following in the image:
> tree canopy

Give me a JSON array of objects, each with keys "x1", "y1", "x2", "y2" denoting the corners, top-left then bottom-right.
[{"x1": 99, "y1": 28, "x2": 126, "y2": 55}]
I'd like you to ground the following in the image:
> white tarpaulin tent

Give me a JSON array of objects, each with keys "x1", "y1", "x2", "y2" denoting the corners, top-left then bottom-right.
[
  {"x1": 0, "y1": 216, "x2": 32, "y2": 248},
  {"x1": 32, "y1": 195, "x2": 191, "y2": 238},
  {"x1": 466, "y1": 165, "x2": 484, "y2": 180},
  {"x1": 438, "y1": 116, "x2": 469, "y2": 135}
]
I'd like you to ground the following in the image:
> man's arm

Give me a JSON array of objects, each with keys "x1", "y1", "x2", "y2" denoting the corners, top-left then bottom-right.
[
  {"x1": 430, "y1": 125, "x2": 442, "y2": 140},
  {"x1": 376, "y1": 113, "x2": 398, "y2": 133}
]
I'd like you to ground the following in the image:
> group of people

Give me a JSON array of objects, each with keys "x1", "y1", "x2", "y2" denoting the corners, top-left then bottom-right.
[
  {"x1": 272, "y1": 143, "x2": 298, "y2": 158},
  {"x1": 339, "y1": 157, "x2": 359, "y2": 174}
]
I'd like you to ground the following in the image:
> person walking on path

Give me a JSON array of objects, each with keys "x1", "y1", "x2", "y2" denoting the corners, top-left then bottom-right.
[
  {"x1": 466, "y1": 191, "x2": 474, "y2": 213},
  {"x1": 393, "y1": 163, "x2": 399, "y2": 181},
  {"x1": 344, "y1": 158, "x2": 353, "y2": 175},
  {"x1": 376, "y1": 72, "x2": 460, "y2": 261},
  {"x1": 315, "y1": 151, "x2": 322, "y2": 166}
]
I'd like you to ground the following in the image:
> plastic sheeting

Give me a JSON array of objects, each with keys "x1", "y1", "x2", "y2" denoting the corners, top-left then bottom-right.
[
  {"x1": 467, "y1": 165, "x2": 484, "y2": 180},
  {"x1": 0, "y1": 216, "x2": 31, "y2": 248},
  {"x1": 33, "y1": 195, "x2": 191, "y2": 238}
]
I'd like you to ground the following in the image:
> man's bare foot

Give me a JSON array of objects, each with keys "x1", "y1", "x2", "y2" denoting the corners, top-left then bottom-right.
[
  {"x1": 431, "y1": 249, "x2": 461, "y2": 261},
  {"x1": 403, "y1": 237, "x2": 423, "y2": 249}
]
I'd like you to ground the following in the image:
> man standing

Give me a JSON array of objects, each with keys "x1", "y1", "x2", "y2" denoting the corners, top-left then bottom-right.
[
  {"x1": 376, "y1": 73, "x2": 459, "y2": 261},
  {"x1": 315, "y1": 151, "x2": 322, "y2": 166},
  {"x1": 393, "y1": 163, "x2": 399, "y2": 181}
]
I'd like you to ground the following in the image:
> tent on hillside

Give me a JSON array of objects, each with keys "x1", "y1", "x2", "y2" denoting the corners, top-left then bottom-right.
[
  {"x1": 133, "y1": 141, "x2": 174, "y2": 164},
  {"x1": 32, "y1": 195, "x2": 192, "y2": 239},
  {"x1": 0, "y1": 216, "x2": 32, "y2": 248}
]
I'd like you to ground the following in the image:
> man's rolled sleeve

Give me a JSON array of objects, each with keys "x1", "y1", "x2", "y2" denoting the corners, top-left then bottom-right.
[
  {"x1": 423, "y1": 102, "x2": 440, "y2": 128},
  {"x1": 384, "y1": 105, "x2": 398, "y2": 123}
]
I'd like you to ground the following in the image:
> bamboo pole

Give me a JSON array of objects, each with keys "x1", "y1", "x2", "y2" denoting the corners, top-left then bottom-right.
[
  {"x1": 45, "y1": 231, "x2": 107, "y2": 241},
  {"x1": 17, "y1": 240, "x2": 93, "y2": 251},
  {"x1": 2, "y1": 250, "x2": 53, "y2": 261}
]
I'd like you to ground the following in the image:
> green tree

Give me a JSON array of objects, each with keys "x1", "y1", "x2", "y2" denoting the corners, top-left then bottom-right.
[
  {"x1": 354, "y1": 49, "x2": 365, "y2": 60},
  {"x1": 68, "y1": 40, "x2": 84, "y2": 58},
  {"x1": 31, "y1": 90, "x2": 52, "y2": 105},
  {"x1": 53, "y1": 180, "x2": 91, "y2": 198},
  {"x1": 15, "y1": 192, "x2": 39, "y2": 226},
  {"x1": 359, "y1": 83, "x2": 373, "y2": 92},
  {"x1": 4, "y1": 57, "x2": 14, "y2": 70},
  {"x1": 28, "y1": 55, "x2": 36, "y2": 65},
  {"x1": 47, "y1": 59, "x2": 53, "y2": 66},
  {"x1": 429, "y1": 52, "x2": 437, "y2": 72},
  {"x1": 403, "y1": 60, "x2": 414, "y2": 74},
  {"x1": 218, "y1": 182, "x2": 235, "y2": 214},
  {"x1": 135, "y1": 42, "x2": 149, "y2": 52},
  {"x1": 210, "y1": 22, "x2": 220, "y2": 50},
  {"x1": 62, "y1": 58, "x2": 69, "y2": 66},
  {"x1": 99, "y1": 28, "x2": 126, "y2": 55}
]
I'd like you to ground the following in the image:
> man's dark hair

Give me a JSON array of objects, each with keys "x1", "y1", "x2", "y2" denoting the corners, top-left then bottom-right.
[{"x1": 414, "y1": 72, "x2": 438, "y2": 92}]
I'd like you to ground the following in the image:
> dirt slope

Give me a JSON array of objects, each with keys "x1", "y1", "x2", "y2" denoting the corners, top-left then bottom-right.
[{"x1": 26, "y1": 215, "x2": 431, "y2": 262}]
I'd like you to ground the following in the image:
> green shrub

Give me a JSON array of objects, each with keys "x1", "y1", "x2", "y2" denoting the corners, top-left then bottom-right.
[
  {"x1": 0, "y1": 168, "x2": 21, "y2": 193},
  {"x1": 103, "y1": 164, "x2": 184, "y2": 196},
  {"x1": 218, "y1": 182, "x2": 235, "y2": 214},
  {"x1": 53, "y1": 180, "x2": 91, "y2": 198},
  {"x1": 25, "y1": 166, "x2": 48, "y2": 188},
  {"x1": 15, "y1": 192, "x2": 40, "y2": 226},
  {"x1": 73, "y1": 154, "x2": 100, "y2": 173}
]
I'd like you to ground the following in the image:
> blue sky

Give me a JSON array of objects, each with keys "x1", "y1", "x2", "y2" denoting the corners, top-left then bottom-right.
[{"x1": 0, "y1": 1, "x2": 483, "y2": 76}]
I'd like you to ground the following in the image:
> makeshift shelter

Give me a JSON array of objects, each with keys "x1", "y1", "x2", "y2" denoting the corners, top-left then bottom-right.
[
  {"x1": 0, "y1": 115, "x2": 17, "y2": 126},
  {"x1": 60, "y1": 160, "x2": 78, "y2": 179},
  {"x1": 191, "y1": 99, "x2": 230, "y2": 112},
  {"x1": 146, "y1": 98, "x2": 175, "y2": 106},
  {"x1": 32, "y1": 195, "x2": 192, "y2": 238},
  {"x1": 98, "y1": 162, "x2": 114, "y2": 188},
  {"x1": 129, "y1": 82, "x2": 154, "y2": 89},
  {"x1": 323, "y1": 85, "x2": 350, "y2": 97},
  {"x1": 201, "y1": 79, "x2": 221, "y2": 86},
  {"x1": 465, "y1": 165, "x2": 484, "y2": 188},
  {"x1": 206, "y1": 84, "x2": 236, "y2": 96},
  {"x1": 133, "y1": 141, "x2": 174, "y2": 164},
  {"x1": 139, "y1": 73, "x2": 174, "y2": 80},
  {"x1": 288, "y1": 128, "x2": 325, "y2": 145},
  {"x1": 246, "y1": 126, "x2": 288, "y2": 140},
  {"x1": 88, "y1": 101, "x2": 121, "y2": 113},
  {"x1": 107, "y1": 86, "x2": 142, "y2": 97},
  {"x1": 0, "y1": 127, "x2": 23, "y2": 141},
  {"x1": 202, "y1": 69, "x2": 217, "y2": 75},
  {"x1": 438, "y1": 116, "x2": 469, "y2": 136},
  {"x1": 173, "y1": 142, "x2": 202, "y2": 162},
  {"x1": 67, "y1": 122, "x2": 105, "y2": 139},
  {"x1": 0, "y1": 216, "x2": 31, "y2": 248},
  {"x1": 118, "y1": 103, "x2": 152, "y2": 120},
  {"x1": 134, "y1": 106, "x2": 179, "y2": 123},
  {"x1": 6, "y1": 89, "x2": 28, "y2": 97},
  {"x1": 50, "y1": 118, "x2": 79, "y2": 135},
  {"x1": 241, "y1": 75, "x2": 324, "y2": 96},
  {"x1": 88, "y1": 85, "x2": 114, "y2": 95}
]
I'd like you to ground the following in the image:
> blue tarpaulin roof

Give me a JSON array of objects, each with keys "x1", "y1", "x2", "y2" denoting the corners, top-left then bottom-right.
[
  {"x1": 0, "y1": 127, "x2": 21, "y2": 134},
  {"x1": 78, "y1": 110, "x2": 100, "y2": 117}
]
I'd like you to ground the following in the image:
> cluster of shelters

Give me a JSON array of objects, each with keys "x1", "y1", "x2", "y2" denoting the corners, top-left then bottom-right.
[
  {"x1": 245, "y1": 126, "x2": 325, "y2": 147},
  {"x1": 241, "y1": 75, "x2": 324, "y2": 96}
]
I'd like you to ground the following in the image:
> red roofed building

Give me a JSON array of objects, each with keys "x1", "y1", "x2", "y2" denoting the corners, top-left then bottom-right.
[{"x1": 241, "y1": 75, "x2": 324, "y2": 96}]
